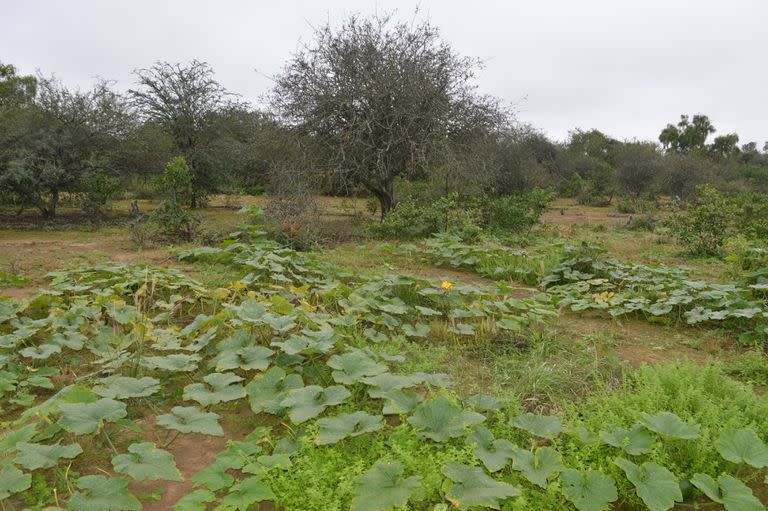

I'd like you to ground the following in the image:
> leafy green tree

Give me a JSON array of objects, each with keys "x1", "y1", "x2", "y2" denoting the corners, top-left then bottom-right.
[
  {"x1": 710, "y1": 133, "x2": 740, "y2": 159},
  {"x1": 271, "y1": 13, "x2": 502, "y2": 218},
  {"x1": 0, "y1": 77, "x2": 129, "y2": 219},
  {"x1": 658, "y1": 114, "x2": 715, "y2": 153},
  {"x1": 558, "y1": 129, "x2": 619, "y2": 205},
  {"x1": 129, "y1": 61, "x2": 232, "y2": 207},
  {"x1": 614, "y1": 142, "x2": 663, "y2": 197},
  {"x1": 0, "y1": 62, "x2": 36, "y2": 107}
]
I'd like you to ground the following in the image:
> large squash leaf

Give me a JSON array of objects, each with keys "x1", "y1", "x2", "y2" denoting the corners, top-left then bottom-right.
[
  {"x1": 280, "y1": 385, "x2": 351, "y2": 424},
  {"x1": 510, "y1": 413, "x2": 562, "y2": 439},
  {"x1": 327, "y1": 351, "x2": 387, "y2": 384},
  {"x1": 408, "y1": 396, "x2": 485, "y2": 442},
  {"x1": 351, "y1": 461, "x2": 422, "y2": 511},
  {"x1": 173, "y1": 489, "x2": 216, "y2": 511},
  {"x1": 13, "y1": 441, "x2": 82, "y2": 470},
  {"x1": 67, "y1": 475, "x2": 141, "y2": 511},
  {"x1": 212, "y1": 476, "x2": 274, "y2": 511},
  {"x1": 315, "y1": 411, "x2": 384, "y2": 445},
  {"x1": 510, "y1": 447, "x2": 563, "y2": 488},
  {"x1": 691, "y1": 473, "x2": 765, "y2": 511},
  {"x1": 111, "y1": 442, "x2": 182, "y2": 481},
  {"x1": 183, "y1": 372, "x2": 246, "y2": 406},
  {"x1": 443, "y1": 463, "x2": 520, "y2": 509},
  {"x1": 245, "y1": 366, "x2": 303, "y2": 415},
  {"x1": 640, "y1": 412, "x2": 700, "y2": 440},
  {"x1": 466, "y1": 426, "x2": 516, "y2": 473},
  {"x1": 560, "y1": 468, "x2": 618, "y2": 511},
  {"x1": 57, "y1": 398, "x2": 127, "y2": 435},
  {"x1": 93, "y1": 376, "x2": 161, "y2": 400},
  {"x1": 0, "y1": 464, "x2": 31, "y2": 500},
  {"x1": 614, "y1": 457, "x2": 682, "y2": 511},
  {"x1": 156, "y1": 406, "x2": 224, "y2": 436},
  {"x1": 600, "y1": 424, "x2": 655, "y2": 455},
  {"x1": 715, "y1": 428, "x2": 768, "y2": 468}
]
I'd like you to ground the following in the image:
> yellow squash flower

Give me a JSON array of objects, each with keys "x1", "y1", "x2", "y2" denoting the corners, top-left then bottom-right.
[{"x1": 441, "y1": 281, "x2": 454, "y2": 290}]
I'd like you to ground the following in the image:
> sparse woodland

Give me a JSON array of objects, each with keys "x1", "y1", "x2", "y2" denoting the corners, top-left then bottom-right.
[{"x1": 1, "y1": 12, "x2": 768, "y2": 511}]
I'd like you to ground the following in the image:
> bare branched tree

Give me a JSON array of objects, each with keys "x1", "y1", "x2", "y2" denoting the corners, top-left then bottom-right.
[
  {"x1": 129, "y1": 61, "x2": 231, "y2": 207},
  {"x1": 271, "y1": 13, "x2": 503, "y2": 218}
]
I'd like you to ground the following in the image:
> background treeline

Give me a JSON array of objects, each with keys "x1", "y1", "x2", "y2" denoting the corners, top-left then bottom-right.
[{"x1": 1, "y1": 14, "x2": 766, "y2": 227}]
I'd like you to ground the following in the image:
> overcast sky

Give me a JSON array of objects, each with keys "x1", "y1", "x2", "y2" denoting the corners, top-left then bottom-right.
[{"x1": 4, "y1": 0, "x2": 766, "y2": 145}]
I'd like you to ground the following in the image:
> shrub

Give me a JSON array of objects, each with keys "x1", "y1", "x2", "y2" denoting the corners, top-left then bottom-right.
[
  {"x1": 365, "y1": 194, "x2": 470, "y2": 240},
  {"x1": 481, "y1": 188, "x2": 553, "y2": 234},
  {"x1": 150, "y1": 157, "x2": 201, "y2": 241},
  {"x1": 264, "y1": 193, "x2": 324, "y2": 250},
  {"x1": 666, "y1": 185, "x2": 737, "y2": 256},
  {"x1": 77, "y1": 170, "x2": 119, "y2": 219},
  {"x1": 733, "y1": 192, "x2": 768, "y2": 240}
]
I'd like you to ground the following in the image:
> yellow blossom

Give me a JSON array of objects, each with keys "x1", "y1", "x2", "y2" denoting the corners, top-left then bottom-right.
[
  {"x1": 212, "y1": 288, "x2": 230, "y2": 300},
  {"x1": 441, "y1": 281, "x2": 454, "y2": 290}
]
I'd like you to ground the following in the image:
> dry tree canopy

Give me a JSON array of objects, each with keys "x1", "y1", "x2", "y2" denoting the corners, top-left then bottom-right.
[{"x1": 271, "y1": 13, "x2": 505, "y2": 217}]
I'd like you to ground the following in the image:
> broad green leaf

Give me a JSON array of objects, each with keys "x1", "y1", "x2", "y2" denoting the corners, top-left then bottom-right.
[
  {"x1": 408, "y1": 396, "x2": 485, "y2": 442},
  {"x1": 183, "y1": 372, "x2": 246, "y2": 406},
  {"x1": 49, "y1": 330, "x2": 87, "y2": 350},
  {"x1": 0, "y1": 423, "x2": 37, "y2": 452},
  {"x1": 315, "y1": 411, "x2": 384, "y2": 445},
  {"x1": 156, "y1": 406, "x2": 224, "y2": 436},
  {"x1": 715, "y1": 428, "x2": 768, "y2": 468},
  {"x1": 93, "y1": 376, "x2": 161, "y2": 400},
  {"x1": 58, "y1": 398, "x2": 127, "y2": 435},
  {"x1": 245, "y1": 366, "x2": 303, "y2": 415},
  {"x1": 415, "y1": 305, "x2": 441, "y2": 316},
  {"x1": 111, "y1": 442, "x2": 182, "y2": 481},
  {"x1": 213, "y1": 476, "x2": 275, "y2": 511},
  {"x1": 443, "y1": 463, "x2": 521, "y2": 509},
  {"x1": 173, "y1": 489, "x2": 216, "y2": 511},
  {"x1": 0, "y1": 464, "x2": 31, "y2": 500},
  {"x1": 362, "y1": 373, "x2": 420, "y2": 398},
  {"x1": 414, "y1": 372, "x2": 454, "y2": 388},
  {"x1": 600, "y1": 424, "x2": 655, "y2": 455},
  {"x1": 467, "y1": 395, "x2": 503, "y2": 412},
  {"x1": 351, "y1": 461, "x2": 422, "y2": 511},
  {"x1": 13, "y1": 441, "x2": 82, "y2": 470},
  {"x1": 272, "y1": 333, "x2": 335, "y2": 355},
  {"x1": 237, "y1": 299, "x2": 267, "y2": 323},
  {"x1": 641, "y1": 412, "x2": 700, "y2": 440},
  {"x1": 510, "y1": 447, "x2": 563, "y2": 488},
  {"x1": 263, "y1": 313, "x2": 296, "y2": 333},
  {"x1": 402, "y1": 323, "x2": 431, "y2": 338},
  {"x1": 614, "y1": 457, "x2": 682, "y2": 511},
  {"x1": 691, "y1": 473, "x2": 765, "y2": 511},
  {"x1": 67, "y1": 475, "x2": 141, "y2": 511},
  {"x1": 191, "y1": 461, "x2": 234, "y2": 491},
  {"x1": 327, "y1": 351, "x2": 387, "y2": 384},
  {"x1": 280, "y1": 385, "x2": 351, "y2": 423},
  {"x1": 467, "y1": 426, "x2": 516, "y2": 473},
  {"x1": 448, "y1": 323, "x2": 475, "y2": 335},
  {"x1": 381, "y1": 389, "x2": 424, "y2": 415},
  {"x1": 105, "y1": 302, "x2": 137, "y2": 325},
  {"x1": 214, "y1": 346, "x2": 273, "y2": 372},
  {"x1": 560, "y1": 468, "x2": 618, "y2": 511},
  {"x1": 141, "y1": 353, "x2": 201, "y2": 372},
  {"x1": 19, "y1": 343, "x2": 61, "y2": 360},
  {"x1": 510, "y1": 413, "x2": 563, "y2": 439}
]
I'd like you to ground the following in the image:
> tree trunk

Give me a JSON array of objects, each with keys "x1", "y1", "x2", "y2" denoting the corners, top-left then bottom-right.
[
  {"x1": 372, "y1": 182, "x2": 394, "y2": 220},
  {"x1": 37, "y1": 189, "x2": 58, "y2": 220}
]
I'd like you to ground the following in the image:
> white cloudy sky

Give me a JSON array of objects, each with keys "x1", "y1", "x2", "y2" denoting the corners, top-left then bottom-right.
[{"x1": 3, "y1": 0, "x2": 766, "y2": 145}]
